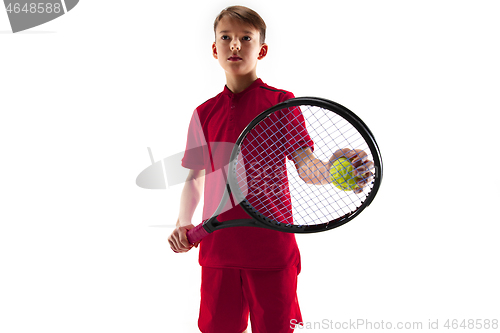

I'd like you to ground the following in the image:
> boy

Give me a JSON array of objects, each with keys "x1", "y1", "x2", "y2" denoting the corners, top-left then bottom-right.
[
  {"x1": 168, "y1": 6, "x2": 303, "y2": 332},
  {"x1": 167, "y1": 5, "x2": 372, "y2": 332}
]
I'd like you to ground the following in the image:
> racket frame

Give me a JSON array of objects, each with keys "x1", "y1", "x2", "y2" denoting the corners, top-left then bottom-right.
[{"x1": 187, "y1": 97, "x2": 383, "y2": 243}]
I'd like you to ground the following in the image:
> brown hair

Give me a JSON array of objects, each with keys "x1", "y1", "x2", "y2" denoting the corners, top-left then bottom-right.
[{"x1": 214, "y1": 6, "x2": 267, "y2": 44}]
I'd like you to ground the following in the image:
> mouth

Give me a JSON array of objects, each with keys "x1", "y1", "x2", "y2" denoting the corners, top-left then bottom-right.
[{"x1": 228, "y1": 56, "x2": 242, "y2": 61}]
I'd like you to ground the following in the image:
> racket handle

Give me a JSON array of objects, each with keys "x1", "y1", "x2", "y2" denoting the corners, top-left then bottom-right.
[{"x1": 187, "y1": 224, "x2": 209, "y2": 244}]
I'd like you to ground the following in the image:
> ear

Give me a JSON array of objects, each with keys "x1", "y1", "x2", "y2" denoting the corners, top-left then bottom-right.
[
  {"x1": 258, "y1": 43, "x2": 268, "y2": 60},
  {"x1": 212, "y1": 42, "x2": 218, "y2": 59}
]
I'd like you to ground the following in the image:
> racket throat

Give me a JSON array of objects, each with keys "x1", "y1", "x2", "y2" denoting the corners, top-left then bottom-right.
[{"x1": 210, "y1": 218, "x2": 258, "y2": 230}]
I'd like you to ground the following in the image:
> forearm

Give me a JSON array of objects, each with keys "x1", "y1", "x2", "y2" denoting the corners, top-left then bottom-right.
[
  {"x1": 291, "y1": 147, "x2": 373, "y2": 191},
  {"x1": 291, "y1": 148, "x2": 330, "y2": 185},
  {"x1": 177, "y1": 170, "x2": 205, "y2": 227}
]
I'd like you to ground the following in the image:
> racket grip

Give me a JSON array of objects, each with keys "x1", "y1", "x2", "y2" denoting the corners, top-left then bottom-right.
[{"x1": 187, "y1": 224, "x2": 209, "y2": 244}]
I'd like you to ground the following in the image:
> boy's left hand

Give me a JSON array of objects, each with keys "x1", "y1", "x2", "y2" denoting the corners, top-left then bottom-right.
[{"x1": 328, "y1": 148, "x2": 375, "y2": 193}]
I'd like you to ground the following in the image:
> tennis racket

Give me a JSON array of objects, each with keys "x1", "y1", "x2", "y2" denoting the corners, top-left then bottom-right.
[{"x1": 186, "y1": 97, "x2": 382, "y2": 244}]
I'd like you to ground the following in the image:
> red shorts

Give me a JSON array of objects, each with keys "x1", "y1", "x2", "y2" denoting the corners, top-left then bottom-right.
[{"x1": 199, "y1": 266, "x2": 302, "y2": 333}]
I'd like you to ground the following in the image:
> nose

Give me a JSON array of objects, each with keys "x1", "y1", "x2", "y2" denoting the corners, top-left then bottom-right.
[{"x1": 231, "y1": 39, "x2": 241, "y2": 51}]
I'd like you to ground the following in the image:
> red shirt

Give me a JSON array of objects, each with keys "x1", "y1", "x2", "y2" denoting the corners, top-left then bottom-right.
[{"x1": 182, "y1": 78, "x2": 311, "y2": 270}]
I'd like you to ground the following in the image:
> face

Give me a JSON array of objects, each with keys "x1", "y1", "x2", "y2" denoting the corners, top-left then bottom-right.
[{"x1": 212, "y1": 16, "x2": 268, "y2": 77}]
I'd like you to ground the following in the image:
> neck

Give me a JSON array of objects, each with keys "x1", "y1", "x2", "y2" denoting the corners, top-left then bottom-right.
[{"x1": 225, "y1": 72, "x2": 258, "y2": 94}]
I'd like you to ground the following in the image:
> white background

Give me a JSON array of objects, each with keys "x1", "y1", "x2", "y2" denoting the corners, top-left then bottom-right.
[{"x1": 1, "y1": 1, "x2": 499, "y2": 332}]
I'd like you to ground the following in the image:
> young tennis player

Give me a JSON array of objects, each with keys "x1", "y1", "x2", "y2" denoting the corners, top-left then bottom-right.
[{"x1": 168, "y1": 6, "x2": 305, "y2": 333}]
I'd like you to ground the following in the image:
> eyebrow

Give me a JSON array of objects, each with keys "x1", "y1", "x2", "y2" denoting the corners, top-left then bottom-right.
[{"x1": 218, "y1": 30, "x2": 255, "y2": 35}]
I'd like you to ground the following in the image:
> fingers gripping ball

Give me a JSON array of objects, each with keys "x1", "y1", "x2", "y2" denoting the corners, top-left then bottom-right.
[{"x1": 329, "y1": 158, "x2": 359, "y2": 191}]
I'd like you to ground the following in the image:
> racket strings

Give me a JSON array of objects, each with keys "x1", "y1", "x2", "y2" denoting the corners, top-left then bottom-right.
[
  {"x1": 234, "y1": 105, "x2": 375, "y2": 227},
  {"x1": 237, "y1": 106, "x2": 362, "y2": 223}
]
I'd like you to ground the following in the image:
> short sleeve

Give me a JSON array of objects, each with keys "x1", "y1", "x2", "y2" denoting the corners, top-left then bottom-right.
[
  {"x1": 280, "y1": 91, "x2": 295, "y2": 103},
  {"x1": 283, "y1": 104, "x2": 314, "y2": 160},
  {"x1": 181, "y1": 109, "x2": 208, "y2": 170}
]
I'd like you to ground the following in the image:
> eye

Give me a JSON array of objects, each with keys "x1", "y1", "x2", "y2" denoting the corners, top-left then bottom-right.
[
  {"x1": 242, "y1": 36, "x2": 251, "y2": 41},
  {"x1": 221, "y1": 35, "x2": 229, "y2": 40}
]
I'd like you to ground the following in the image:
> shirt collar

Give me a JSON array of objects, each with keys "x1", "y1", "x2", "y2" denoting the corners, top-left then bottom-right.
[{"x1": 223, "y1": 78, "x2": 264, "y2": 97}]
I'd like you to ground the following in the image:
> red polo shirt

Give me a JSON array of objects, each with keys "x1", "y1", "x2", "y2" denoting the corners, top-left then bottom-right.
[{"x1": 182, "y1": 78, "x2": 312, "y2": 270}]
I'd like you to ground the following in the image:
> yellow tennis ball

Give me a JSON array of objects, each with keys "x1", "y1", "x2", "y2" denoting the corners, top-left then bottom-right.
[{"x1": 329, "y1": 157, "x2": 359, "y2": 191}]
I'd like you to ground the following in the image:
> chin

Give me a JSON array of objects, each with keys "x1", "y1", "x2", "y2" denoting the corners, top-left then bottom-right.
[{"x1": 226, "y1": 67, "x2": 252, "y2": 76}]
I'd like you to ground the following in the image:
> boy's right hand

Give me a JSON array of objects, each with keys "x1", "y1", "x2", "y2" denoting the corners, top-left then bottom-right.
[{"x1": 168, "y1": 224, "x2": 199, "y2": 253}]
